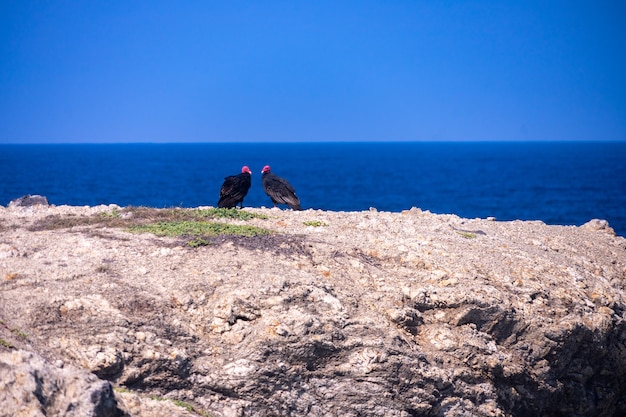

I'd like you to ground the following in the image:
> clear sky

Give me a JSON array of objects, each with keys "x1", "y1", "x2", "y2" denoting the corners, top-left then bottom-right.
[{"x1": 1, "y1": 1, "x2": 625, "y2": 143}]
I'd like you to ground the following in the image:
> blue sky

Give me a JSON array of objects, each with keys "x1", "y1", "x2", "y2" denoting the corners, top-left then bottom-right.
[{"x1": 1, "y1": 1, "x2": 625, "y2": 143}]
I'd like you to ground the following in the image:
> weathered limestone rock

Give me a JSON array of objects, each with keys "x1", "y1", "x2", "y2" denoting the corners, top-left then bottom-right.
[
  {"x1": 1, "y1": 205, "x2": 625, "y2": 416},
  {"x1": 0, "y1": 349, "x2": 125, "y2": 417},
  {"x1": 8, "y1": 194, "x2": 49, "y2": 208},
  {"x1": 581, "y1": 218, "x2": 616, "y2": 235}
]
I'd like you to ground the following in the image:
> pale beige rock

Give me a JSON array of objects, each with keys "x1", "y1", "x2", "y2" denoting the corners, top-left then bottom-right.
[
  {"x1": 1, "y1": 205, "x2": 625, "y2": 416},
  {"x1": 0, "y1": 349, "x2": 124, "y2": 417}
]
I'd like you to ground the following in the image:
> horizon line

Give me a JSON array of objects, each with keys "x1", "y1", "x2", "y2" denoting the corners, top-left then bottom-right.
[{"x1": 1, "y1": 139, "x2": 625, "y2": 145}]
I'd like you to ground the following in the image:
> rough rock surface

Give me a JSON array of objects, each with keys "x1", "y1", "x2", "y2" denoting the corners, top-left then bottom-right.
[
  {"x1": 0, "y1": 349, "x2": 123, "y2": 417},
  {"x1": 8, "y1": 194, "x2": 49, "y2": 208},
  {"x1": 1, "y1": 204, "x2": 625, "y2": 417}
]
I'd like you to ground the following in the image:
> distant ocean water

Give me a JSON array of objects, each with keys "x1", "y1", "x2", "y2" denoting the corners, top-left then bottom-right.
[{"x1": 1, "y1": 142, "x2": 625, "y2": 236}]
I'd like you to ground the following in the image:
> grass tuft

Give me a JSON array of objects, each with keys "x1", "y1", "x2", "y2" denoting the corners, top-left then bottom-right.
[
  {"x1": 128, "y1": 221, "x2": 272, "y2": 239},
  {"x1": 148, "y1": 394, "x2": 212, "y2": 416},
  {"x1": 303, "y1": 220, "x2": 328, "y2": 227},
  {"x1": 114, "y1": 387, "x2": 212, "y2": 416},
  {"x1": 195, "y1": 207, "x2": 267, "y2": 220},
  {"x1": 11, "y1": 328, "x2": 28, "y2": 339},
  {"x1": 187, "y1": 237, "x2": 212, "y2": 248},
  {"x1": 100, "y1": 208, "x2": 122, "y2": 219}
]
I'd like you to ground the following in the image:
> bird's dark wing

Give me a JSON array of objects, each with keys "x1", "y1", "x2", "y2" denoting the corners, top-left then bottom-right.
[
  {"x1": 262, "y1": 173, "x2": 302, "y2": 210},
  {"x1": 218, "y1": 173, "x2": 251, "y2": 208}
]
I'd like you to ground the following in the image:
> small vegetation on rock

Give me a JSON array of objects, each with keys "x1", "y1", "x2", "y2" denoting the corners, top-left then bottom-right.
[
  {"x1": 128, "y1": 220, "x2": 271, "y2": 248},
  {"x1": 303, "y1": 220, "x2": 328, "y2": 227},
  {"x1": 29, "y1": 207, "x2": 267, "y2": 231},
  {"x1": 128, "y1": 221, "x2": 271, "y2": 239},
  {"x1": 11, "y1": 328, "x2": 28, "y2": 339},
  {"x1": 114, "y1": 387, "x2": 212, "y2": 416},
  {"x1": 187, "y1": 237, "x2": 211, "y2": 247},
  {"x1": 100, "y1": 208, "x2": 122, "y2": 219},
  {"x1": 0, "y1": 338, "x2": 13, "y2": 349},
  {"x1": 25, "y1": 207, "x2": 274, "y2": 248},
  {"x1": 174, "y1": 400, "x2": 212, "y2": 417},
  {"x1": 198, "y1": 207, "x2": 267, "y2": 220},
  {"x1": 148, "y1": 394, "x2": 212, "y2": 417}
]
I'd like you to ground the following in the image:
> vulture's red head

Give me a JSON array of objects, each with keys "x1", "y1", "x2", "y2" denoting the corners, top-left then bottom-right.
[
  {"x1": 261, "y1": 165, "x2": 271, "y2": 174},
  {"x1": 242, "y1": 166, "x2": 251, "y2": 174}
]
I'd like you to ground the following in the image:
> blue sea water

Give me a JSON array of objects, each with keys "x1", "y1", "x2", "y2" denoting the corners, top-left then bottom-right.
[{"x1": 1, "y1": 142, "x2": 625, "y2": 236}]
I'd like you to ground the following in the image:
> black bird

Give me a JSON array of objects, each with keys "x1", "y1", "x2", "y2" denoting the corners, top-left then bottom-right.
[
  {"x1": 217, "y1": 166, "x2": 252, "y2": 208},
  {"x1": 261, "y1": 165, "x2": 302, "y2": 210}
]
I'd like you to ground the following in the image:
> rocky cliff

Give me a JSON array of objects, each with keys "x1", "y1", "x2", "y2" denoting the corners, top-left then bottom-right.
[{"x1": 1, "y1": 204, "x2": 625, "y2": 417}]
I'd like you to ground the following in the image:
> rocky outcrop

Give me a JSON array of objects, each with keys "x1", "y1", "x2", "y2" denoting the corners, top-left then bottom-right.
[
  {"x1": 1, "y1": 204, "x2": 625, "y2": 416},
  {"x1": 8, "y1": 194, "x2": 49, "y2": 208},
  {"x1": 0, "y1": 350, "x2": 124, "y2": 417}
]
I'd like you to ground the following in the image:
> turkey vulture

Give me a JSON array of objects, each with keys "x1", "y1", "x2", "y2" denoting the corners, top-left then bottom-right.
[
  {"x1": 217, "y1": 166, "x2": 252, "y2": 208},
  {"x1": 261, "y1": 165, "x2": 302, "y2": 210}
]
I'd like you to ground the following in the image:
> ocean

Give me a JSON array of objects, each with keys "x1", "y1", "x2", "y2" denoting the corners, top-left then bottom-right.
[{"x1": 1, "y1": 142, "x2": 625, "y2": 236}]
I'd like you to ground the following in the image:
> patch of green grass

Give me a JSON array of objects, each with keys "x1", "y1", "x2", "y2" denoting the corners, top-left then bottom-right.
[
  {"x1": 128, "y1": 221, "x2": 271, "y2": 239},
  {"x1": 187, "y1": 237, "x2": 211, "y2": 248},
  {"x1": 303, "y1": 220, "x2": 328, "y2": 227},
  {"x1": 151, "y1": 207, "x2": 267, "y2": 221},
  {"x1": 195, "y1": 207, "x2": 267, "y2": 220},
  {"x1": 11, "y1": 328, "x2": 28, "y2": 339},
  {"x1": 115, "y1": 387, "x2": 211, "y2": 416},
  {"x1": 173, "y1": 400, "x2": 212, "y2": 417},
  {"x1": 145, "y1": 394, "x2": 211, "y2": 417},
  {"x1": 0, "y1": 339, "x2": 13, "y2": 348},
  {"x1": 456, "y1": 231, "x2": 477, "y2": 239},
  {"x1": 29, "y1": 206, "x2": 268, "y2": 232},
  {"x1": 26, "y1": 206, "x2": 274, "y2": 249},
  {"x1": 172, "y1": 400, "x2": 194, "y2": 412},
  {"x1": 148, "y1": 394, "x2": 164, "y2": 402},
  {"x1": 100, "y1": 208, "x2": 121, "y2": 218}
]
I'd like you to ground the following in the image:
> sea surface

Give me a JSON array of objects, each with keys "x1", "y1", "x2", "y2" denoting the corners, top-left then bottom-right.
[{"x1": 1, "y1": 142, "x2": 625, "y2": 236}]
